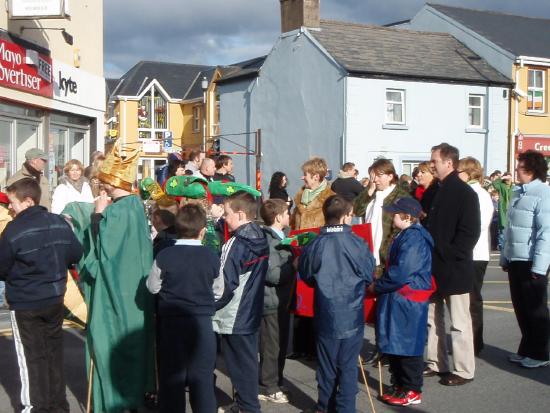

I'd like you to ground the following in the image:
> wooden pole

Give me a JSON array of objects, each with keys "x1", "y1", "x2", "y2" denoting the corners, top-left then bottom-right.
[
  {"x1": 86, "y1": 357, "x2": 94, "y2": 413},
  {"x1": 377, "y1": 359, "x2": 383, "y2": 397},
  {"x1": 358, "y1": 356, "x2": 376, "y2": 413}
]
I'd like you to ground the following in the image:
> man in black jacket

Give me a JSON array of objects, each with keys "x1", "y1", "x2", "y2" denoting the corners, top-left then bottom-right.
[
  {"x1": 424, "y1": 143, "x2": 480, "y2": 386},
  {"x1": 0, "y1": 178, "x2": 83, "y2": 412}
]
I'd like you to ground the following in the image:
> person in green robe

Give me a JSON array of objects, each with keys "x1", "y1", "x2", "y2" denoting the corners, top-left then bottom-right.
[{"x1": 64, "y1": 145, "x2": 155, "y2": 413}]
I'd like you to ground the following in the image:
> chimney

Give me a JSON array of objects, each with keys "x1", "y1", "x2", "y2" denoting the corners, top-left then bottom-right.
[{"x1": 280, "y1": 0, "x2": 320, "y2": 33}]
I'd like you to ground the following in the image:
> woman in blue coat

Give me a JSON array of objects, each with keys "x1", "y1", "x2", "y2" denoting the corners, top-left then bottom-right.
[{"x1": 370, "y1": 197, "x2": 434, "y2": 407}]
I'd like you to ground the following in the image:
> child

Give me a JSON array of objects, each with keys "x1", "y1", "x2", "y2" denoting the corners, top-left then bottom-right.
[
  {"x1": 147, "y1": 204, "x2": 221, "y2": 413},
  {"x1": 299, "y1": 195, "x2": 375, "y2": 413},
  {"x1": 213, "y1": 191, "x2": 269, "y2": 413},
  {"x1": 371, "y1": 197, "x2": 434, "y2": 406},
  {"x1": 258, "y1": 199, "x2": 295, "y2": 403}
]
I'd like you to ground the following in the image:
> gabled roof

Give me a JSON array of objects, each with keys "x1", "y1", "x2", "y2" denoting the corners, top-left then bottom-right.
[
  {"x1": 216, "y1": 56, "x2": 267, "y2": 84},
  {"x1": 185, "y1": 67, "x2": 216, "y2": 100},
  {"x1": 105, "y1": 78, "x2": 121, "y2": 99},
  {"x1": 427, "y1": 3, "x2": 550, "y2": 59},
  {"x1": 310, "y1": 20, "x2": 511, "y2": 85},
  {"x1": 114, "y1": 61, "x2": 214, "y2": 100}
]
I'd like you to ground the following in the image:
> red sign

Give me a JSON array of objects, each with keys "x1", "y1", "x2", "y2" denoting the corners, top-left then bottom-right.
[
  {"x1": 516, "y1": 135, "x2": 550, "y2": 156},
  {"x1": 0, "y1": 39, "x2": 52, "y2": 97}
]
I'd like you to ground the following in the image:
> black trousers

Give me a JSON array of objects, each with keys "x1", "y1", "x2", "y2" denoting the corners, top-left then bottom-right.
[
  {"x1": 158, "y1": 315, "x2": 216, "y2": 413},
  {"x1": 508, "y1": 261, "x2": 550, "y2": 361},
  {"x1": 10, "y1": 302, "x2": 69, "y2": 413},
  {"x1": 259, "y1": 309, "x2": 291, "y2": 394},
  {"x1": 470, "y1": 260, "x2": 488, "y2": 355},
  {"x1": 293, "y1": 315, "x2": 316, "y2": 356},
  {"x1": 220, "y1": 333, "x2": 261, "y2": 413},
  {"x1": 388, "y1": 355, "x2": 424, "y2": 393}
]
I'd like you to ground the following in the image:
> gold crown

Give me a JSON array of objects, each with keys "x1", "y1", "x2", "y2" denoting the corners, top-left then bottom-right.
[{"x1": 97, "y1": 143, "x2": 141, "y2": 192}]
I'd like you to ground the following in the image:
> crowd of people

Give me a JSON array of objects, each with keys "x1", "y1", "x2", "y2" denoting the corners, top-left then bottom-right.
[{"x1": 0, "y1": 142, "x2": 548, "y2": 413}]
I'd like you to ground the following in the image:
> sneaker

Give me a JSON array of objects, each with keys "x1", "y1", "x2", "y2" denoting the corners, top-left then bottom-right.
[
  {"x1": 381, "y1": 385, "x2": 402, "y2": 402},
  {"x1": 386, "y1": 390, "x2": 422, "y2": 406},
  {"x1": 508, "y1": 353, "x2": 525, "y2": 363},
  {"x1": 258, "y1": 391, "x2": 289, "y2": 403},
  {"x1": 217, "y1": 403, "x2": 240, "y2": 413},
  {"x1": 519, "y1": 357, "x2": 550, "y2": 368}
]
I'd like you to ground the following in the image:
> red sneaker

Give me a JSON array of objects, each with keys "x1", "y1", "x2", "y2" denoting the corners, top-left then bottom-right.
[
  {"x1": 381, "y1": 385, "x2": 402, "y2": 402},
  {"x1": 386, "y1": 390, "x2": 422, "y2": 406}
]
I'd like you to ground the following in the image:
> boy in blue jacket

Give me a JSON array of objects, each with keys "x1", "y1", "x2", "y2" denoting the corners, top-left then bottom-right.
[
  {"x1": 299, "y1": 195, "x2": 374, "y2": 413},
  {"x1": 370, "y1": 197, "x2": 434, "y2": 407}
]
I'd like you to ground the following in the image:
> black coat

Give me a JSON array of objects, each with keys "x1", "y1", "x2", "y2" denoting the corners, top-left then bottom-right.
[
  {"x1": 425, "y1": 172, "x2": 480, "y2": 295},
  {"x1": 331, "y1": 177, "x2": 364, "y2": 202}
]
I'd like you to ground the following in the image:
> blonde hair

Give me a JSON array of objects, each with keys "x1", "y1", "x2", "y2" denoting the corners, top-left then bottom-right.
[
  {"x1": 458, "y1": 157, "x2": 484, "y2": 183},
  {"x1": 302, "y1": 157, "x2": 328, "y2": 181},
  {"x1": 63, "y1": 159, "x2": 84, "y2": 175},
  {"x1": 418, "y1": 161, "x2": 433, "y2": 174}
]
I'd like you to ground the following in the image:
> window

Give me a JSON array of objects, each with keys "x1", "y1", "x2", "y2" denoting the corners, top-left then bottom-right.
[
  {"x1": 402, "y1": 161, "x2": 420, "y2": 177},
  {"x1": 468, "y1": 94, "x2": 484, "y2": 128},
  {"x1": 138, "y1": 86, "x2": 168, "y2": 141},
  {"x1": 193, "y1": 106, "x2": 200, "y2": 132},
  {"x1": 528, "y1": 69, "x2": 545, "y2": 112},
  {"x1": 385, "y1": 89, "x2": 405, "y2": 124}
]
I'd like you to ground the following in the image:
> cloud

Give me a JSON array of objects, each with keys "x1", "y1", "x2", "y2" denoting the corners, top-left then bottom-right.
[{"x1": 104, "y1": 0, "x2": 550, "y2": 78}]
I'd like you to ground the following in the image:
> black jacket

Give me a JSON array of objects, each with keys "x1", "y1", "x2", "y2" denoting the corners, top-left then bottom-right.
[
  {"x1": 331, "y1": 177, "x2": 364, "y2": 202},
  {"x1": 425, "y1": 172, "x2": 480, "y2": 295},
  {"x1": 0, "y1": 206, "x2": 83, "y2": 310}
]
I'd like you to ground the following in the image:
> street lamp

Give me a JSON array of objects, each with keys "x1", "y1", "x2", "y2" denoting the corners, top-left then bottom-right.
[{"x1": 201, "y1": 76, "x2": 208, "y2": 152}]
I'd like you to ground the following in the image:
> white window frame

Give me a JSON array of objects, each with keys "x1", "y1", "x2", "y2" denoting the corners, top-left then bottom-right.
[
  {"x1": 385, "y1": 89, "x2": 406, "y2": 125},
  {"x1": 193, "y1": 105, "x2": 200, "y2": 132},
  {"x1": 137, "y1": 85, "x2": 169, "y2": 141},
  {"x1": 527, "y1": 69, "x2": 545, "y2": 113},
  {"x1": 468, "y1": 94, "x2": 484, "y2": 129}
]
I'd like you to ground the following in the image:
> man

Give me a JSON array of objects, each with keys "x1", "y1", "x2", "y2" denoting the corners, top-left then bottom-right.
[
  {"x1": 424, "y1": 143, "x2": 480, "y2": 386},
  {"x1": 194, "y1": 157, "x2": 216, "y2": 182},
  {"x1": 0, "y1": 178, "x2": 83, "y2": 412},
  {"x1": 7, "y1": 147, "x2": 51, "y2": 210},
  {"x1": 213, "y1": 154, "x2": 235, "y2": 182},
  {"x1": 63, "y1": 144, "x2": 155, "y2": 412},
  {"x1": 184, "y1": 149, "x2": 202, "y2": 174},
  {"x1": 331, "y1": 162, "x2": 364, "y2": 202}
]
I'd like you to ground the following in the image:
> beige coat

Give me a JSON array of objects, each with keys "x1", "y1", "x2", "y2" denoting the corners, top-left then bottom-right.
[
  {"x1": 6, "y1": 164, "x2": 51, "y2": 211},
  {"x1": 0, "y1": 206, "x2": 12, "y2": 235},
  {"x1": 291, "y1": 185, "x2": 335, "y2": 230}
]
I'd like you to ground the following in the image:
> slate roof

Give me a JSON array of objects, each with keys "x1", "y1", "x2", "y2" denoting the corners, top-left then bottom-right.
[
  {"x1": 114, "y1": 61, "x2": 214, "y2": 100},
  {"x1": 216, "y1": 56, "x2": 267, "y2": 84},
  {"x1": 428, "y1": 3, "x2": 550, "y2": 59},
  {"x1": 311, "y1": 20, "x2": 512, "y2": 85},
  {"x1": 105, "y1": 78, "x2": 121, "y2": 99}
]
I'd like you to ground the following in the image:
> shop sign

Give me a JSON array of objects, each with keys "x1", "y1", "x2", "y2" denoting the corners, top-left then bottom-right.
[
  {"x1": 0, "y1": 39, "x2": 53, "y2": 97},
  {"x1": 142, "y1": 141, "x2": 161, "y2": 153},
  {"x1": 53, "y1": 60, "x2": 104, "y2": 111},
  {"x1": 516, "y1": 134, "x2": 550, "y2": 156},
  {"x1": 8, "y1": 0, "x2": 70, "y2": 19}
]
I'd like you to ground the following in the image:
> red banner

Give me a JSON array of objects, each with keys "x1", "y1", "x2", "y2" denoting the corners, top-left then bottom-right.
[
  {"x1": 516, "y1": 134, "x2": 550, "y2": 156},
  {"x1": 0, "y1": 38, "x2": 53, "y2": 97}
]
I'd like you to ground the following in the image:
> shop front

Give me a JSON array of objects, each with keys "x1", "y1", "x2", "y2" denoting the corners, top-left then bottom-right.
[{"x1": 515, "y1": 134, "x2": 550, "y2": 178}]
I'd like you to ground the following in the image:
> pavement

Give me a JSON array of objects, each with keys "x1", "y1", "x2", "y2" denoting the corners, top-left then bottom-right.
[{"x1": 0, "y1": 253, "x2": 549, "y2": 413}]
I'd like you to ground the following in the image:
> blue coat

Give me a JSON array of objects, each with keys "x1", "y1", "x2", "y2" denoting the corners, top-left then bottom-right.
[
  {"x1": 299, "y1": 224, "x2": 375, "y2": 339},
  {"x1": 375, "y1": 224, "x2": 434, "y2": 356}
]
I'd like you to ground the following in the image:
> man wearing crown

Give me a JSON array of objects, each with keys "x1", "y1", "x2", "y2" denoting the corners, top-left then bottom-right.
[{"x1": 65, "y1": 144, "x2": 155, "y2": 412}]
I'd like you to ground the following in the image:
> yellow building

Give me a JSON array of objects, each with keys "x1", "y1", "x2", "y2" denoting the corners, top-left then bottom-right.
[{"x1": 107, "y1": 61, "x2": 224, "y2": 178}]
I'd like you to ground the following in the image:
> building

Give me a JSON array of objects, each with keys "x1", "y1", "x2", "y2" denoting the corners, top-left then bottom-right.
[
  {"x1": 107, "y1": 61, "x2": 223, "y2": 178},
  {"x1": 0, "y1": 1, "x2": 105, "y2": 189},
  {"x1": 408, "y1": 3, "x2": 550, "y2": 172},
  {"x1": 216, "y1": 0, "x2": 512, "y2": 195}
]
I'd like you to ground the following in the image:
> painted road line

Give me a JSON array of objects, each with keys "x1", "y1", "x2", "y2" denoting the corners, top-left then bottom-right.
[
  {"x1": 484, "y1": 281, "x2": 508, "y2": 284},
  {"x1": 483, "y1": 304, "x2": 515, "y2": 313},
  {"x1": 484, "y1": 300, "x2": 512, "y2": 304}
]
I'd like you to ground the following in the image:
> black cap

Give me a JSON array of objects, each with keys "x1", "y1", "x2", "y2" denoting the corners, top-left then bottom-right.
[{"x1": 383, "y1": 197, "x2": 422, "y2": 218}]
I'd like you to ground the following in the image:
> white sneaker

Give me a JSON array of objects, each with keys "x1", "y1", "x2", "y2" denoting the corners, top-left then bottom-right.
[
  {"x1": 520, "y1": 357, "x2": 550, "y2": 368},
  {"x1": 258, "y1": 391, "x2": 289, "y2": 403},
  {"x1": 508, "y1": 353, "x2": 525, "y2": 363}
]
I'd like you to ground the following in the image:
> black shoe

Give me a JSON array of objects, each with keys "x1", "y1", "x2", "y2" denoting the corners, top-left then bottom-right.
[
  {"x1": 439, "y1": 373, "x2": 473, "y2": 386},
  {"x1": 287, "y1": 352, "x2": 306, "y2": 360},
  {"x1": 423, "y1": 367, "x2": 440, "y2": 377}
]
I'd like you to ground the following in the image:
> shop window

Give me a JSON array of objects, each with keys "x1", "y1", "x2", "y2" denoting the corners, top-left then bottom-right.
[
  {"x1": 193, "y1": 106, "x2": 200, "y2": 132},
  {"x1": 16, "y1": 123, "x2": 39, "y2": 169},
  {"x1": 528, "y1": 69, "x2": 545, "y2": 112},
  {"x1": 468, "y1": 94, "x2": 484, "y2": 128},
  {"x1": 138, "y1": 86, "x2": 168, "y2": 142},
  {"x1": 0, "y1": 120, "x2": 11, "y2": 187},
  {"x1": 385, "y1": 89, "x2": 405, "y2": 124}
]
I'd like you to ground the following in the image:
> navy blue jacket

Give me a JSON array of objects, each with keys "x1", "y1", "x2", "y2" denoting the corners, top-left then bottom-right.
[
  {"x1": 375, "y1": 224, "x2": 434, "y2": 356},
  {"x1": 299, "y1": 224, "x2": 375, "y2": 339},
  {"x1": 212, "y1": 221, "x2": 269, "y2": 335},
  {"x1": 0, "y1": 206, "x2": 83, "y2": 310}
]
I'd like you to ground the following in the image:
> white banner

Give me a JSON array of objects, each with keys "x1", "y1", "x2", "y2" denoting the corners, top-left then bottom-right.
[
  {"x1": 52, "y1": 60, "x2": 105, "y2": 112},
  {"x1": 8, "y1": 0, "x2": 69, "y2": 18}
]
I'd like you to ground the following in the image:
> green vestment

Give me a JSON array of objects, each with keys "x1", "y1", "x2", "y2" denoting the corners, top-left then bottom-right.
[{"x1": 63, "y1": 196, "x2": 155, "y2": 412}]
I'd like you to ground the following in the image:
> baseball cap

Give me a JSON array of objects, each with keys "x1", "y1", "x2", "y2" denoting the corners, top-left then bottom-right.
[
  {"x1": 383, "y1": 197, "x2": 423, "y2": 218},
  {"x1": 25, "y1": 148, "x2": 48, "y2": 161}
]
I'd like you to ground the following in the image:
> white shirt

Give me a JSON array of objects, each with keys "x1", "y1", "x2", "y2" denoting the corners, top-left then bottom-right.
[
  {"x1": 470, "y1": 182, "x2": 493, "y2": 262},
  {"x1": 51, "y1": 181, "x2": 94, "y2": 214},
  {"x1": 364, "y1": 184, "x2": 395, "y2": 265}
]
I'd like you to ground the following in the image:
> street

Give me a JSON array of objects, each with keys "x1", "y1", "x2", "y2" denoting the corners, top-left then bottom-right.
[{"x1": 0, "y1": 253, "x2": 548, "y2": 413}]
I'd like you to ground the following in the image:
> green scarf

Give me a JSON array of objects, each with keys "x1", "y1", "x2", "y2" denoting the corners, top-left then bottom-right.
[{"x1": 301, "y1": 180, "x2": 327, "y2": 206}]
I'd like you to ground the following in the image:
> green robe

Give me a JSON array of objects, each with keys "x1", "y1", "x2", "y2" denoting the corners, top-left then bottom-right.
[{"x1": 63, "y1": 196, "x2": 155, "y2": 413}]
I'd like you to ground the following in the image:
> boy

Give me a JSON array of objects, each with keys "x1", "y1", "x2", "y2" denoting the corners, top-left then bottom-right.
[
  {"x1": 258, "y1": 199, "x2": 295, "y2": 403},
  {"x1": 371, "y1": 197, "x2": 434, "y2": 406},
  {"x1": 213, "y1": 191, "x2": 269, "y2": 413},
  {"x1": 0, "y1": 178, "x2": 83, "y2": 412},
  {"x1": 299, "y1": 195, "x2": 375, "y2": 413},
  {"x1": 147, "y1": 204, "x2": 221, "y2": 413}
]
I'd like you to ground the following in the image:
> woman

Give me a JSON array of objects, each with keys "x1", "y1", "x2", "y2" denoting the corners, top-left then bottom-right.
[
  {"x1": 88, "y1": 155, "x2": 105, "y2": 198},
  {"x1": 414, "y1": 161, "x2": 438, "y2": 224},
  {"x1": 51, "y1": 159, "x2": 94, "y2": 214},
  {"x1": 353, "y1": 159, "x2": 410, "y2": 275},
  {"x1": 457, "y1": 157, "x2": 493, "y2": 355},
  {"x1": 501, "y1": 150, "x2": 550, "y2": 368},
  {"x1": 291, "y1": 158, "x2": 335, "y2": 230},
  {"x1": 269, "y1": 171, "x2": 293, "y2": 209}
]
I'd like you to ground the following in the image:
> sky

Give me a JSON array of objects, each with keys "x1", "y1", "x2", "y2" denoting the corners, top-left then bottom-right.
[{"x1": 103, "y1": 0, "x2": 550, "y2": 79}]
